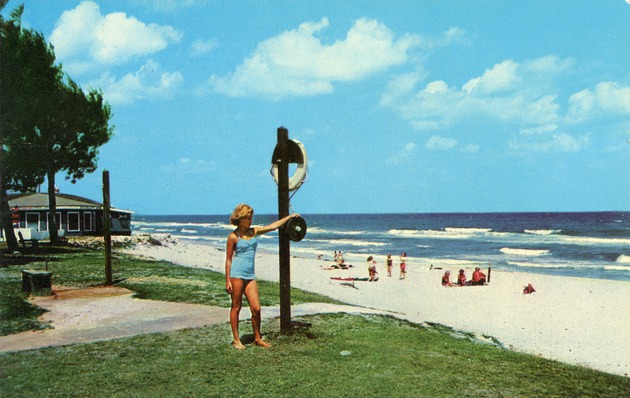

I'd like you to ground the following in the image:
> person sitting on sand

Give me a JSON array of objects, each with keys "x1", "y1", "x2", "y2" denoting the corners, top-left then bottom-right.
[
  {"x1": 225, "y1": 204, "x2": 300, "y2": 350},
  {"x1": 441, "y1": 271, "x2": 454, "y2": 287},
  {"x1": 457, "y1": 269, "x2": 468, "y2": 286},
  {"x1": 399, "y1": 252, "x2": 407, "y2": 279},
  {"x1": 367, "y1": 256, "x2": 378, "y2": 281},
  {"x1": 471, "y1": 267, "x2": 487, "y2": 285},
  {"x1": 523, "y1": 283, "x2": 536, "y2": 294}
]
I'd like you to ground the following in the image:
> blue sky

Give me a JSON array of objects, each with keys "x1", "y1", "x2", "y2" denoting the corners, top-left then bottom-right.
[{"x1": 7, "y1": 0, "x2": 630, "y2": 215}]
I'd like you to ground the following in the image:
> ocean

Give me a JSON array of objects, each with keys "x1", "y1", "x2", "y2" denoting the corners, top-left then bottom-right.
[{"x1": 133, "y1": 212, "x2": 630, "y2": 282}]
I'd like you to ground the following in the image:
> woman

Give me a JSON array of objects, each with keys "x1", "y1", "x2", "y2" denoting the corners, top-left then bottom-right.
[
  {"x1": 399, "y1": 252, "x2": 407, "y2": 279},
  {"x1": 225, "y1": 204, "x2": 300, "y2": 350}
]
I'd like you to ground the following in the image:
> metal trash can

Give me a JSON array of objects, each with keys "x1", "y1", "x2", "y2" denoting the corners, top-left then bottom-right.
[{"x1": 21, "y1": 270, "x2": 53, "y2": 296}]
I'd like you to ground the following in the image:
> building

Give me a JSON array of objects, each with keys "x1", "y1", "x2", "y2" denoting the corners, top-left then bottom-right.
[{"x1": 5, "y1": 192, "x2": 133, "y2": 239}]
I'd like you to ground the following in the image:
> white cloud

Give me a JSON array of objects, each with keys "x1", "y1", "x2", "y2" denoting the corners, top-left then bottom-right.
[
  {"x1": 426, "y1": 135, "x2": 457, "y2": 151},
  {"x1": 51, "y1": 1, "x2": 183, "y2": 74},
  {"x1": 462, "y1": 60, "x2": 519, "y2": 94},
  {"x1": 211, "y1": 17, "x2": 420, "y2": 98},
  {"x1": 382, "y1": 55, "x2": 571, "y2": 130},
  {"x1": 387, "y1": 142, "x2": 417, "y2": 164},
  {"x1": 190, "y1": 39, "x2": 218, "y2": 57},
  {"x1": 96, "y1": 60, "x2": 184, "y2": 105},
  {"x1": 510, "y1": 132, "x2": 589, "y2": 153},
  {"x1": 566, "y1": 81, "x2": 630, "y2": 124},
  {"x1": 523, "y1": 54, "x2": 574, "y2": 74},
  {"x1": 520, "y1": 124, "x2": 558, "y2": 135}
]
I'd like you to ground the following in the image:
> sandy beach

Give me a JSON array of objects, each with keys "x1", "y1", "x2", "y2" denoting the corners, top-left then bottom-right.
[{"x1": 123, "y1": 235, "x2": 630, "y2": 377}]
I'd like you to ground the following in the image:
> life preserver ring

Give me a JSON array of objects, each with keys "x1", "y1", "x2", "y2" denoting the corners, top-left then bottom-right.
[
  {"x1": 283, "y1": 215, "x2": 307, "y2": 242},
  {"x1": 271, "y1": 139, "x2": 308, "y2": 191}
]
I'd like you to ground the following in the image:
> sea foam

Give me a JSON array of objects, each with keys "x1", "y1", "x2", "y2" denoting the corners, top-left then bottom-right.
[{"x1": 500, "y1": 248, "x2": 550, "y2": 256}]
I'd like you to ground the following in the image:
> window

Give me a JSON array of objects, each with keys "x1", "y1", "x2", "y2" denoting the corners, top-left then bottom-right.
[
  {"x1": 26, "y1": 213, "x2": 40, "y2": 230},
  {"x1": 84, "y1": 212, "x2": 93, "y2": 231},
  {"x1": 68, "y1": 212, "x2": 80, "y2": 232},
  {"x1": 45, "y1": 213, "x2": 62, "y2": 231}
]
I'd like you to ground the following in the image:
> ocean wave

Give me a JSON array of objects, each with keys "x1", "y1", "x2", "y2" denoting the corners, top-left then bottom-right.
[
  {"x1": 300, "y1": 226, "x2": 363, "y2": 236},
  {"x1": 509, "y1": 261, "x2": 630, "y2": 273},
  {"x1": 500, "y1": 248, "x2": 550, "y2": 256},
  {"x1": 524, "y1": 229, "x2": 561, "y2": 235},
  {"x1": 327, "y1": 239, "x2": 388, "y2": 247},
  {"x1": 616, "y1": 255, "x2": 630, "y2": 264},
  {"x1": 444, "y1": 227, "x2": 493, "y2": 234},
  {"x1": 134, "y1": 221, "x2": 232, "y2": 230},
  {"x1": 508, "y1": 261, "x2": 574, "y2": 269},
  {"x1": 388, "y1": 228, "x2": 493, "y2": 239},
  {"x1": 604, "y1": 265, "x2": 630, "y2": 271},
  {"x1": 180, "y1": 229, "x2": 197, "y2": 234}
]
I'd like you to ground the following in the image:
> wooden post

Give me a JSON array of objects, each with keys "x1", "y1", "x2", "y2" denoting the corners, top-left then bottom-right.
[
  {"x1": 276, "y1": 127, "x2": 292, "y2": 334},
  {"x1": 103, "y1": 170, "x2": 113, "y2": 286}
]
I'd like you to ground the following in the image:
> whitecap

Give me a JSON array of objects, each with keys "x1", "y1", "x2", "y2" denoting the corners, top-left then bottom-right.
[
  {"x1": 524, "y1": 229, "x2": 561, "y2": 235},
  {"x1": 616, "y1": 254, "x2": 630, "y2": 264},
  {"x1": 500, "y1": 248, "x2": 550, "y2": 256}
]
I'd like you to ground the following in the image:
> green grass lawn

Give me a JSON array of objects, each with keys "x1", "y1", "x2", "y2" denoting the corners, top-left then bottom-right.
[
  {"x1": 1, "y1": 244, "x2": 630, "y2": 397},
  {"x1": 0, "y1": 246, "x2": 340, "y2": 335},
  {"x1": 2, "y1": 314, "x2": 629, "y2": 397}
]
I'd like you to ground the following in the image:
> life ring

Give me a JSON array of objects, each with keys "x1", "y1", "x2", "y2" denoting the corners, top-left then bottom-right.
[
  {"x1": 283, "y1": 215, "x2": 307, "y2": 242},
  {"x1": 271, "y1": 139, "x2": 308, "y2": 191}
]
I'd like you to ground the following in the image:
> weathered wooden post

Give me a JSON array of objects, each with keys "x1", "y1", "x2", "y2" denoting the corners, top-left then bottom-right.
[
  {"x1": 276, "y1": 127, "x2": 292, "y2": 334},
  {"x1": 103, "y1": 170, "x2": 113, "y2": 286},
  {"x1": 272, "y1": 127, "x2": 308, "y2": 335}
]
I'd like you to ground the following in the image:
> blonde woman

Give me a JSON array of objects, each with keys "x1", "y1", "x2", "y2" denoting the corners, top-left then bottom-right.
[{"x1": 225, "y1": 204, "x2": 300, "y2": 350}]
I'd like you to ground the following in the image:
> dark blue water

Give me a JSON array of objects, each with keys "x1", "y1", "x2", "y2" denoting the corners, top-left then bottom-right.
[{"x1": 133, "y1": 212, "x2": 630, "y2": 282}]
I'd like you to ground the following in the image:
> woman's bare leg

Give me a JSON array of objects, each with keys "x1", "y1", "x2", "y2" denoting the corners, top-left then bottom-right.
[
  {"x1": 243, "y1": 280, "x2": 270, "y2": 347},
  {"x1": 229, "y1": 278, "x2": 246, "y2": 349}
]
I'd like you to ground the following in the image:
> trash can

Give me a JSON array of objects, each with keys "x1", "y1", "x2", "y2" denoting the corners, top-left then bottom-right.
[{"x1": 21, "y1": 270, "x2": 53, "y2": 296}]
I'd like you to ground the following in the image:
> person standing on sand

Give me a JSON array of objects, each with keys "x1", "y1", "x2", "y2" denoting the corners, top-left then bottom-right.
[
  {"x1": 399, "y1": 252, "x2": 407, "y2": 279},
  {"x1": 225, "y1": 204, "x2": 300, "y2": 350},
  {"x1": 386, "y1": 254, "x2": 393, "y2": 277}
]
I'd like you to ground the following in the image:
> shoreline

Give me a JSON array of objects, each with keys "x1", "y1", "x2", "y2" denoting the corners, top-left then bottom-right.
[{"x1": 122, "y1": 235, "x2": 630, "y2": 377}]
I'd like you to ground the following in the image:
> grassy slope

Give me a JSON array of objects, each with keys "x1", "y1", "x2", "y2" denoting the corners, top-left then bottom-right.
[{"x1": 1, "y1": 245, "x2": 629, "y2": 397}]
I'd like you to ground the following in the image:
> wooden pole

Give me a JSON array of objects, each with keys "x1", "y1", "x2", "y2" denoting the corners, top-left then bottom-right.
[
  {"x1": 103, "y1": 170, "x2": 113, "y2": 286},
  {"x1": 276, "y1": 127, "x2": 292, "y2": 334}
]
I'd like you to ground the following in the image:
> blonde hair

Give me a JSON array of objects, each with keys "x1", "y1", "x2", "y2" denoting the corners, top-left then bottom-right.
[{"x1": 229, "y1": 204, "x2": 253, "y2": 226}]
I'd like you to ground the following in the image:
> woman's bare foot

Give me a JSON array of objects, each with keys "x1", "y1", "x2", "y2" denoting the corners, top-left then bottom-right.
[
  {"x1": 232, "y1": 341, "x2": 246, "y2": 350},
  {"x1": 253, "y1": 339, "x2": 271, "y2": 348}
]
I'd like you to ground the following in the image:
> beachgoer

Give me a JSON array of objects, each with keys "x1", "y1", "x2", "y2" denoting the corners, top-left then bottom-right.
[
  {"x1": 386, "y1": 254, "x2": 393, "y2": 277},
  {"x1": 367, "y1": 256, "x2": 378, "y2": 281},
  {"x1": 441, "y1": 271, "x2": 454, "y2": 287},
  {"x1": 457, "y1": 269, "x2": 467, "y2": 286},
  {"x1": 225, "y1": 204, "x2": 300, "y2": 350},
  {"x1": 335, "y1": 250, "x2": 345, "y2": 265},
  {"x1": 523, "y1": 283, "x2": 536, "y2": 294},
  {"x1": 471, "y1": 267, "x2": 487, "y2": 285},
  {"x1": 399, "y1": 252, "x2": 407, "y2": 279}
]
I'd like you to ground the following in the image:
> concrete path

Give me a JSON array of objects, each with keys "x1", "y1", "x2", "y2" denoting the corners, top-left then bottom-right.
[{"x1": 0, "y1": 286, "x2": 391, "y2": 353}]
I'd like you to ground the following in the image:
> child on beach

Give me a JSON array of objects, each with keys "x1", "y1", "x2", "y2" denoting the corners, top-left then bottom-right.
[
  {"x1": 457, "y1": 269, "x2": 468, "y2": 286},
  {"x1": 399, "y1": 252, "x2": 407, "y2": 279},
  {"x1": 441, "y1": 271, "x2": 454, "y2": 287},
  {"x1": 386, "y1": 254, "x2": 393, "y2": 277},
  {"x1": 225, "y1": 204, "x2": 300, "y2": 350},
  {"x1": 523, "y1": 283, "x2": 536, "y2": 294},
  {"x1": 367, "y1": 256, "x2": 378, "y2": 281}
]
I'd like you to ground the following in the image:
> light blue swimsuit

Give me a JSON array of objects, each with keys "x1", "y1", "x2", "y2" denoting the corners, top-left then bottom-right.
[{"x1": 230, "y1": 233, "x2": 258, "y2": 280}]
